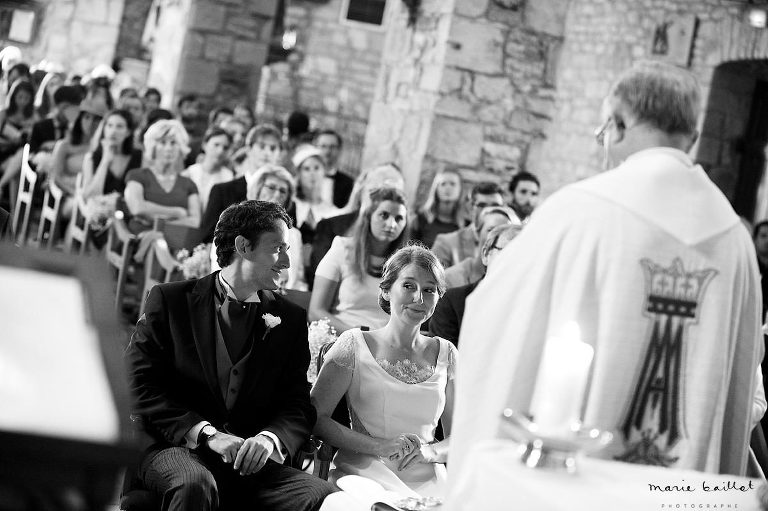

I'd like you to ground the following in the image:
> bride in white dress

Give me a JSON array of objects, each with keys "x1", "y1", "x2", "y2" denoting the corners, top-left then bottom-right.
[{"x1": 310, "y1": 245, "x2": 456, "y2": 498}]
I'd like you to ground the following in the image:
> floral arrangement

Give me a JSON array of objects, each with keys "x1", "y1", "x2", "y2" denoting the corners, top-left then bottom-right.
[
  {"x1": 307, "y1": 318, "x2": 337, "y2": 384},
  {"x1": 176, "y1": 243, "x2": 212, "y2": 279},
  {"x1": 85, "y1": 193, "x2": 118, "y2": 234}
]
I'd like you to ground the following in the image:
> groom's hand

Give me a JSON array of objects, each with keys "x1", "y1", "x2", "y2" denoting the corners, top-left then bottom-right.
[
  {"x1": 233, "y1": 434, "x2": 275, "y2": 475},
  {"x1": 207, "y1": 432, "x2": 244, "y2": 464}
]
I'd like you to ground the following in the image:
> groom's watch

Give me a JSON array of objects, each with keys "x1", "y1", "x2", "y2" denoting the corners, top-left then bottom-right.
[{"x1": 197, "y1": 425, "x2": 218, "y2": 449}]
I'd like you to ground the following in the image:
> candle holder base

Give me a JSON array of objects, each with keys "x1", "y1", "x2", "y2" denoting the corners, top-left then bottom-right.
[{"x1": 501, "y1": 408, "x2": 613, "y2": 474}]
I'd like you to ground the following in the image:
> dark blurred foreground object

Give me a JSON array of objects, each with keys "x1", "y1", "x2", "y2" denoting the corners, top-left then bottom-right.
[{"x1": 0, "y1": 243, "x2": 138, "y2": 511}]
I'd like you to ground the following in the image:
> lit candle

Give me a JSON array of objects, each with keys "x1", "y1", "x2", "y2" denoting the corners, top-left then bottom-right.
[{"x1": 529, "y1": 322, "x2": 594, "y2": 436}]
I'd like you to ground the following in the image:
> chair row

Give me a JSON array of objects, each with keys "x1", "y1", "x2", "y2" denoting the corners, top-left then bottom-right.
[{"x1": 6, "y1": 144, "x2": 92, "y2": 253}]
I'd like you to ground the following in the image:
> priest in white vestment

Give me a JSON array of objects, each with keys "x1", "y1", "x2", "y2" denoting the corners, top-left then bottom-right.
[{"x1": 448, "y1": 61, "x2": 765, "y2": 496}]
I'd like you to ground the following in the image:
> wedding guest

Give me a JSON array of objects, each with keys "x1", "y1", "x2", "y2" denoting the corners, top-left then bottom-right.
[
  {"x1": 431, "y1": 182, "x2": 504, "y2": 269},
  {"x1": 292, "y1": 144, "x2": 340, "y2": 251},
  {"x1": 0, "y1": 79, "x2": 36, "y2": 162},
  {"x1": 233, "y1": 103, "x2": 255, "y2": 130},
  {"x1": 429, "y1": 223, "x2": 522, "y2": 345},
  {"x1": 117, "y1": 87, "x2": 145, "y2": 128},
  {"x1": 82, "y1": 109, "x2": 142, "y2": 200},
  {"x1": 313, "y1": 129, "x2": 354, "y2": 208},
  {"x1": 143, "y1": 87, "x2": 161, "y2": 112},
  {"x1": 308, "y1": 163, "x2": 404, "y2": 287},
  {"x1": 310, "y1": 187, "x2": 409, "y2": 333},
  {"x1": 311, "y1": 244, "x2": 455, "y2": 497},
  {"x1": 508, "y1": 170, "x2": 540, "y2": 222},
  {"x1": 449, "y1": 61, "x2": 766, "y2": 481},
  {"x1": 126, "y1": 200, "x2": 336, "y2": 510},
  {"x1": 33, "y1": 71, "x2": 64, "y2": 119},
  {"x1": 199, "y1": 123, "x2": 283, "y2": 244},
  {"x1": 411, "y1": 169, "x2": 465, "y2": 248},
  {"x1": 124, "y1": 119, "x2": 200, "y2": 233},
  {"x1": 208, "y1": 106, "x2": 233, "y2": 128},
  {"x1": 221, "y1": 117, "x2": 248, "y2": 173},
  {"x1": 443, "y1": 206, "x2": 518, "y2": 288},
  {"x1": 50, "y1": 98, "x2": 106, "y2": 216},
  {"x1": 182, "y1": 127, "x2": 234, "y2": 211}
]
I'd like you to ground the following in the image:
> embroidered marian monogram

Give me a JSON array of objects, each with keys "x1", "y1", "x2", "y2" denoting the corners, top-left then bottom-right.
[
  {"x1": 262, "y1": 313, "x2": 281, "y2": 340},
  {"x1": 616, "y1": 258, "x2": 717, "y2": 467}
]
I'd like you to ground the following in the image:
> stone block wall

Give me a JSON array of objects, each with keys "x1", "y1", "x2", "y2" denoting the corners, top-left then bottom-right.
[
  {"x1": 0, "y1": 0, "x2": 124, "y2": 76},
  {"x1": 533, "y1": 0, "x2": 768, "y2": 197},
  {"x1": 362, "y1": 0, "x2": 566, "y2": 205},
  {"x1": 114, "y1": 0, "x2": 153, "y2": 63},
  {"x1": 260, "y1": 0, "x2": 388, "y2": 174},
  {"x1": 178, "y1": 0, "x2": 276, "y2": 110}
]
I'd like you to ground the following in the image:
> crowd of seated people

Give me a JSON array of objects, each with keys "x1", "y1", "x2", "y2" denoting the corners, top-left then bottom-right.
[
  {"x1": 8, "y1": 51, "x2": 768, "y2": 511},
  {"x1": 0, "y1": 52, "x2": 562, "y2": 510}
]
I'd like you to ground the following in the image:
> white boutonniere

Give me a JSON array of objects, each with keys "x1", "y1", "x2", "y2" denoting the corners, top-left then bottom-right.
[{"x1": 262, "y1": 313, "x2": 281, "y2": 339}]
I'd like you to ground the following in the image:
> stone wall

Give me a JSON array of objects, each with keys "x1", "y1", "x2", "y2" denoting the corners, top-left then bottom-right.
[
  {"x1": 362, "y1": 0, "x2": 567, "y2": 204},
  {"x1": 260, "y1": 0, "x2": 388, "y2": 174},
  {"x1": 114, "y1": 0, "x2": 154, "y2": 62},
  {"x1": 534, "y1": 0, "x2": 768, "y2": 196},
  {"x1": 0, "y1": 0, "x2": 124, "y2": 75},
  {"x1": 147, "y1": 0, "x2": 277, "y2": 112}
]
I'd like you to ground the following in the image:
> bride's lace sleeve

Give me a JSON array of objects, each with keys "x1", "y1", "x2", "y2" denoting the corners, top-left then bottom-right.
[
  {"x1": 321, "y1": 329, "x2": 357, "y2": 373},
  {"x1": 446, "y1": 341, "x2": 459, "y2": 381}
]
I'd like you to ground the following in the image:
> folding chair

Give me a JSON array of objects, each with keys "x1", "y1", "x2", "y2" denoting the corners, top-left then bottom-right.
[
  {"x1": 139, "y1": 238, "x2": 180, "y2": 316},
  {"x1": 35, "y1": 180, "x2": 64, "y2": 249},
  {"x1": 106, "y1": 210, "x2": 139, "y2": 315},
  {"x1": 65, "y1": 174, "x2": 92, "y2": 255},
  {"x1": 10, "y1": 144, "x2": 36, "y2": 246}
]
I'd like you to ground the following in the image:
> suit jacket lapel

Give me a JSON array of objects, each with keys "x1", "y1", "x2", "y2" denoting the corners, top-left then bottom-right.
[{"x1": 188, "y1": 274, "x2": 226, "y2": 410}]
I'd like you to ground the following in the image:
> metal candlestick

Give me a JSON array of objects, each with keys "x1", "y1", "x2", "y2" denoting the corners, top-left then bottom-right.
[{"x1": 501, "y1": 408, "x2": 613, "y2": 474}]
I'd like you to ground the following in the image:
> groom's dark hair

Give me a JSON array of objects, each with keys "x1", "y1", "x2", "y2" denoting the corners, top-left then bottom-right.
[{"x1": 214, "y1": 200, "x2": 292, "y2": 268}]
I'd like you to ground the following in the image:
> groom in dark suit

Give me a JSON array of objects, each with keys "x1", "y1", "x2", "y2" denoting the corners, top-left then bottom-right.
[{"x1": 126, "y1": 200, "x2": 335, "y2": 510}]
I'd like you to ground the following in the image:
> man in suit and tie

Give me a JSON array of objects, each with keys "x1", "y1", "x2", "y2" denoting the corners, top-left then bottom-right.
[
  {"x1": 313, "y1": 129, "x2": 354, "y2": 209},
  {"x1": 126, "y1": 200, "x2": 336, "y2": 510},
  {"x1": 198, "y1": 124, "x2": 283, "y2": 244},
  {"x1": 431, "y1": 182, "x2": 505, "y2": 269}
]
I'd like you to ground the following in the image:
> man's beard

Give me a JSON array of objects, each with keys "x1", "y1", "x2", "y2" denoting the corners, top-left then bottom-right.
[{"x1": 512, "y1": 202, "x2": 533, "y2": 218}]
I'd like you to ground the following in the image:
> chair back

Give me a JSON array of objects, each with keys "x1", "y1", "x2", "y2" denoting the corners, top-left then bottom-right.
[
  {"x1": 139, "y1": 238, "x2": 180, "y2": 316},
  {"x1": 64, "y1": 173, "x2": 92, "y2": 254},
  {"x1": 36, "y1": 180, "x2": 64, "y2": 249},
  {"x1": 106, "y1": 210, "x2": 138, "y2": 314},
  {"x1": 10, "y1": 144, "x2": 37, "y2": 245}
]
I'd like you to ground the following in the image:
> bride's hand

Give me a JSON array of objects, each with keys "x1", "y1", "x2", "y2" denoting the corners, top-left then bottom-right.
[
  {"x1": 376, "y1": 434, "x2": 420, "y2": 461},
  {"x1": 398, "y1": 442, "x2": 439, "y2": 471}
]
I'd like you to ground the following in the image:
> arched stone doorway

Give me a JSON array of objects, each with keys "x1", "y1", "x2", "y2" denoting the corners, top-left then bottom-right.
[{"x1": 698, "y1": 60, "x2": 768, "y2": 222}]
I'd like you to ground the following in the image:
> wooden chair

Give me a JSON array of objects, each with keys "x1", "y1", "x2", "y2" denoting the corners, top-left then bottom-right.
[
  {"x1": 64, "y1": 174, "x2": 93, "y2": 255},
  {"x1": 139, "y1": 238, "x2": 180, "y2": 316},
  {"x1": 106, "y1": 210, "x2": 139, "y2": 315},
  {"x1": 312, "y1": 340, "x2": 350, "y2": 480},
  {"x1": 35, "y1": 180, "x2": 64, "y2": 250},
  {"x1": 10, "y1": 144, "x2": 36, "y2": 246}
]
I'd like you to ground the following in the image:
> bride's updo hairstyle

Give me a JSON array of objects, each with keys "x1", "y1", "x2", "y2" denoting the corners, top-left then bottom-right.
[{"x1": 378, "y1": 244, "x2": 447, "y2": 314}]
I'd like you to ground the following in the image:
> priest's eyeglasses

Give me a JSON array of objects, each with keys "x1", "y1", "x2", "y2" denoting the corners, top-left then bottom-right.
[{"x1": 594, "y1": 116, "x2": 627, "y2": 147}]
